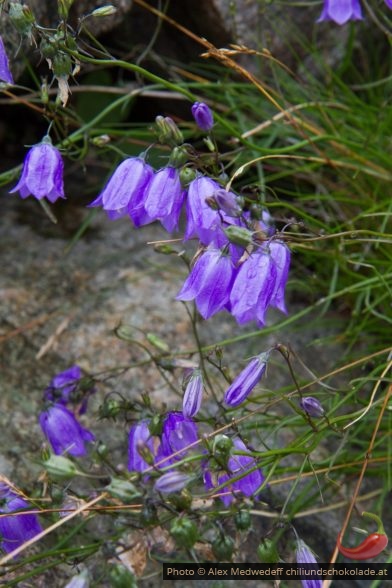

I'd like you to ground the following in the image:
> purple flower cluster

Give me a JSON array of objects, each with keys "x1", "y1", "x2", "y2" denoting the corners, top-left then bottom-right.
[
  {"x1": 39, "y1": 366, "x2": 95, "y2": 457},
  {"x1": 318, "y1": 0, "x2": 391, "y2": 25},
  {"x1": 0, "y1": 483, "x2": 42, "y2": 555},
  {"x1": 128, "y1": 413, "x2": 264, "y2": 506}
]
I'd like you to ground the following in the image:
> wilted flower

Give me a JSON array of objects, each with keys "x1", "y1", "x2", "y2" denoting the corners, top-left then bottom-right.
[
  {"x1": 191, "y1": 101, "x2": 214, "y2": 131},
  {"x1": 10, "y1": 138, "x2": 65, "y2": 202},
  {"x1": 89, "y1": 157, "x2": 153, "y2": 221},
  {"x1": 0, "y1": 483, "x2": 42, "y2": 555},
  {"x1": 39, "y1": 404, "x2": 95, "y2": 457},
  {"x1": 128, "y1": 419, "x2": 157, "y2": 473},
  {"x1": 296, "y1": 539, "x2": 322, "y2": 588},
  {"x1": 204, "y1": 438, "x2": 264, "y2": 506},
  {"x1": 182, "y1": 369, "x2": 204, "y2": 418},
  {"x1": 224, "y1": 352, "x2": 270, "y2": 407},
  {"x1": 143, "y1": 166, "x2": 185, "y2": 233},
  {"x1": 176, "y1": 248, "x2": 235, "y2": 320},
  {"x1": 317, "y1": 0, "x2": 363, "y2": 25},
  {"x1": 156, "y1": 412, "x2": 199, "y2": 466},
  {"x1": 269, "y1": 241, "x2": 291, "y2": 314},
  {"x1": 300, "y1": 397, "x2": 325, "y2": 418},
  {"x1": 212, "y1": 189, "x2": 243, "y2": 218},
  {"x1": 43, "y1": 365, "x2": 95, "y2": 414},
  {"x1": 154, "y1": 470, "x2": 191, "y2": 494},
  {"x1": 0, "y1": 35, "x2": 14, "y2": 84},
  {"x1": 230, "y1": 250, "x2": 277, "y2": 326}
]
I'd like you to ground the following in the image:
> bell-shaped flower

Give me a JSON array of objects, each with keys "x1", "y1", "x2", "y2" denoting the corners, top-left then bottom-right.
[
  {"x1": 269, "y1": 240, "x2": 291, "y2": 314},
  {"x1": 10, "y1": 138, "x2": 65, "y2": 202},
  {"x1": 156, "y1": 412, "x2": 199, "y2": 466},
  {"x1": 128, "y1": 419, "x2": 158, "y2": 473},
  {"x1": 296, "y1": 539, "x2": 322, "y2": 588},
  {"x1": 154, "y1": 470, "x2": 191, "y2": 494},
  {"x1": 191, "y1": 101, "x2": 214, "y2": 131},
  {"x1": 0, "y1": 35, "x2": 14, "y2": 84},
  {"x1": 300, "y1": 397, "x2": 325, "y2": 418},
  {"x1": 0, "y1": 483, "x2": 43, "y2": 554},
  {"x1": 317, "y1": 0, "x2": 363, "y2": 25},
  {"x1": 182, "y1": 369, "x2": 204, "y2": 418},
  {"x1": 176, "y1": 248, "x2": 235, "y2": 320},
  {"x1": 224, "y1": 352, "x2": 270, "y2": 407},
  {"x1": 213, "y1": 188, "x2": 243, "y2": 218},
  {"x1": 39, "y1": 404, "x2": 95, "y2": 457},
  {"x1": 43, "y1": 365, "x2": 95, "y2": 414},
  {"x1": 89, "y1": 157, "x2": 153, "y2": 221},
  {"x1": 229, "y1": 250, "x2": 277, "y2": 326},
  {"x1": 204, "y1": 438, "x2": 264, "y2": 506},
  {"x1": 143, "y1": 166, "x2": 185, "y2": 233},
  {"x1": 385, "y1": 0, "x2": 392, "y2": 8}
]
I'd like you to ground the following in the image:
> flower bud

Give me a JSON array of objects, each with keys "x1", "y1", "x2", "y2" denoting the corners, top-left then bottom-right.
[
  {"x1": 224, "y1": 225, "x2": 254, "y2": 248},
  {"x1": 146, "y1": 332, "x2": 170, "y2": 353},
  {"x1": 43, "y1": 454, "x2": 79, "y2": 479},
  {"x1": 182, "y1": 369, "x2": 203, "y2": 418},
  {"x1": 52, "y1": 52, "x2": 72, "y2": 77},
  {"x1": 235, "y1": 509, "x2": 252, "y2": 531},
  {"x1": 212, "y1": 534, "x2": 235, "y2": 561},
  {"x1": 179, "y1": 166, "x2": 197, "y2": 187},
  {"x1": 58, "y1": 0, "x2": 74, "y2": 19},
  {"x1": 155, "y1": 115, "x2": 183, "y2": 145},
  {"x1": 91, "y1": 5, "x2": 117, "y2": 17},
  {"x1": 257, "y1": 538, "x2": 280, "y2": 563},
  {"x1": 105, "y1": 477, "x2": 142, "y2": 501},
  {"x1": 170, "y1": 517, "x2": 198, "y2": 549},
  {"x1": 154, "y1": 470, "x2": 191, "y2": 494},
  {"x1": 300, "y1": 397, "x2": 325, "y2": 418},
  {"x1": 212, "y1": 434, "x2": 233, "y2": 458},
  {"x1": 191, "y1": 101, "x2": 214, "y2": 131}
]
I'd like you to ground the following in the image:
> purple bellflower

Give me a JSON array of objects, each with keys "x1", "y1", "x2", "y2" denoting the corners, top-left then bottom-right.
[
  {"x1": 385, "y1": 0, "x2": 392, "y2": 8},
  {"x1": 0, "y1": 483, "x2": 42, "y2": 555},
  {"x1": 39, "y1": 404, "x2": 95, "y2": 457},
  {"x1": 10, "y1": 138, "x2": 65, "y2": 202},
  {"x1": 269, "y1": 241, "x2": 291, "y2": 314},
  {"x1": 213, "y1": 189, "x2": 243, "y2": 218},
  {"x1": 191, "y1": 101, "x2": 214, "y2": 131},
  {"x1": 176, "y1": 248, "x2": 235, "y2": 320},
  {"x1": 204, "y1": 438, "x2": 264, "y2": 506},
  {"x1": 182, "y1": 369, "x2": 204, "y2": 418},
  {"x1": 143, "y1": 166, "x2": 185, "y2": 233},
  {"x1": 229, "y1": 250, "x2": 277, "y2": 327},
  {"x1": 296, "y1": 539, "x2": 322, "y2": 588},
  {"x1": 154, "y1": 470, "x2": 191, "y2": 494},
  {"x1": 0, "y1": 35, "x2": 14, "y2": 84},
  {"x1": 89, "y1": 157, "x2": 153, "y2": 221},
  {"x1": 128, "y1": 419, "x2": 158, "y2": 473},
  {"x1": 156, "y1": 412, "x2": 199, "y2": 467},
  {"x1": 317, "y1": 0, "x2": 363, "y2": 25},
  {"x1": 300, "y1": 397, "x2": 325, "y2": 418},
  {"x1": 224, "y1": 352, "x2": 270, "y2": 407},
  {"x1": 185, "y1": 176, "x2": 224, "y2": 245}
]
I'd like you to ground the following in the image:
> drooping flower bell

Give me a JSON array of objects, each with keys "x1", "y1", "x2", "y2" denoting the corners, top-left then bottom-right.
[
  {"x1": 295, "y1": 539, "x2": 322, "y2": 588},
  {"x1": 229, "y1": 249, "x2": 277, "y2": 327},
  {"x1": 176, "y1": 248, "x2": 235, "y2": 320},
  {"x1": 156, "y1": 412, "x2": 199, "y2": 466},
  {"x1": 0, "y1": 483, "x2": 42, "y2": 555},
  {"x1": 300, "y1": 397, "x2": 325, "y2": 418},
  {"x1": 128, "y1": 419, "x2": 157, "y2": 473},
  {"x1": 191, "y1": 101, "x2": 214, "y2": 131},
  {"x1": 39, "y1": 404, "x2": 95, "y2": 457},
  {"x1": 10, "y1": 137, "x2": 65, "y2": 202},
  {"x1": 204, "y1": 438, "x2": 264, "y2": 506},
  {"x1": 185, "y1": 176, "x2": 225, "y2": 245},
  {"x1": 89, "y1": 157, "x2": 153, "y2": 221},
  {"x1": 143, "y1": 166, "x2": 185, "y2": 233},
  {"x1": 212, "y1": 189, "x2": 243, "y2": 218},
  {"x1": 182, "y1": 369, "x2": 204, "y2": 418},
  {"x1": 224, "y1": 352, "x2": 270, "y2": 407},
  {"x1": 0, "y1": 35, "x2": 14, "y2": 84},
  {"x1": 317, "y1": 0, "x2": 363, "y2": 25}
]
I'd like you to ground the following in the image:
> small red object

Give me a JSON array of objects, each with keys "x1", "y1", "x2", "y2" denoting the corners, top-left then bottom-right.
[{"x1": 337, "y1": 512, "x2": 388, "y2": 560}]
